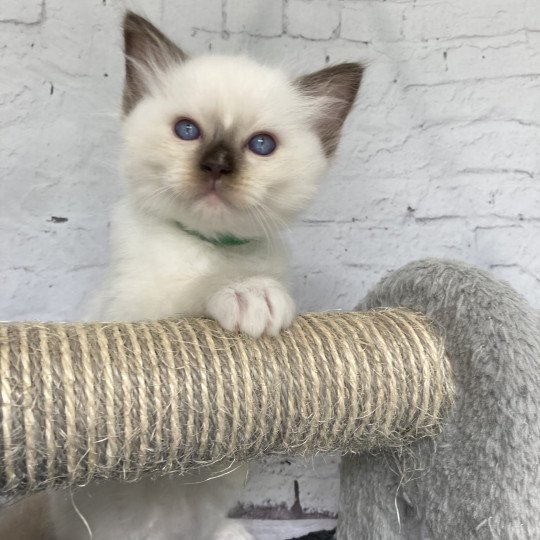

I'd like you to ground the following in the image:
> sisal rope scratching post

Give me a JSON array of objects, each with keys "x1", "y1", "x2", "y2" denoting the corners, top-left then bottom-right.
[{"x1": 0, "y1": 309, "x2": 453, "y2": 498}]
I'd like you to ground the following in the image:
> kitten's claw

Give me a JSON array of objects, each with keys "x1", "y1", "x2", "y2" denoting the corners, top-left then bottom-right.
[{"x1": 207, "y1": 277, "x2": 295, "y2": 337}]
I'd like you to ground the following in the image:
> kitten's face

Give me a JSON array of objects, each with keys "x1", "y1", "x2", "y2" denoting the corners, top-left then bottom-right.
[
  {"x1": 121, "y1": 13, "x2": 362, "y2": 238},
  {"x1": 124, "y1": 56, "x2": 326, "y2": 237}
]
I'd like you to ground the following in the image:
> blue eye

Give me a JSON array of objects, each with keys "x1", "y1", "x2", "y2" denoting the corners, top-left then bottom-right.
[
  {"x1": 247, "y1": 133, "x2": 276, "y2": 156},
  {"x1": 174, "y1": 119, "x2": 201, "y2": 140}
]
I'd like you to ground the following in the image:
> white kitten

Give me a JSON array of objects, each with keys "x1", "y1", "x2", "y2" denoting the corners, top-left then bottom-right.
[{"x1": 47, "y1": 11, "x2": 362, "y2": 540}]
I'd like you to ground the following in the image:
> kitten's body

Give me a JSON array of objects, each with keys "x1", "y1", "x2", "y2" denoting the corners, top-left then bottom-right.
[{"x1": 43, "y1": 12, "x2": 362, "y2": 540}]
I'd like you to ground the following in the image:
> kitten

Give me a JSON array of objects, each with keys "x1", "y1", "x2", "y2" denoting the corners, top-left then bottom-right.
[{"x1": 46, "y1": 11, "x2": 362, "y2": 540}]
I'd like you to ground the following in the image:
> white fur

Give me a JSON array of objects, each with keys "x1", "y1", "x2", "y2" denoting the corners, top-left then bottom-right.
[{"x1": 48, "y1": 53, "x2": 333, "y2": 540}]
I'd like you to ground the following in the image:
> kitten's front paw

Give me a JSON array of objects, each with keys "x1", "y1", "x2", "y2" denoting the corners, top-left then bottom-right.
[{"x1": 207, "y1": 277, "x2": 295, "y2": 337}]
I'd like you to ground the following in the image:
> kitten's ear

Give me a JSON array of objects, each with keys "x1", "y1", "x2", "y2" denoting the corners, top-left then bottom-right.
[
  {"x1": 122, "y1": 11, "x2": 188, "y2": 115},
  {"x1": 295, "y1": 62, "x2": 363, "y2": 156}
]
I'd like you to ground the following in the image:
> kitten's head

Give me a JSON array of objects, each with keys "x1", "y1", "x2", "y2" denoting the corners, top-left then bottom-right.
[{"x1": 121, "y1": 12, "x2": 362, "y2": 239}]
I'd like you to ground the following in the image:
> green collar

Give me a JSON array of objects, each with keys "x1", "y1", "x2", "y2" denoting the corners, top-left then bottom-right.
[{"x1": 174, "y1": 221, "x2": 251, "y2": 247}]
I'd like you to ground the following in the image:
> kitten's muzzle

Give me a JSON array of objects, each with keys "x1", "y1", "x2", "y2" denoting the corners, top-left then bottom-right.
[{"x1": 199, "y1": 144, "x2": 235, "y2": 181}]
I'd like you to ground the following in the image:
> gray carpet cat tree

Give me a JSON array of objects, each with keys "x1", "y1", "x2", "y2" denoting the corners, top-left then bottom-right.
[
  {"x1": 338, "y1": 259, "x2": 540, "y2": 539},
  {"x1": 0, "y1": 259, "x2": 537, "y2": 539}
]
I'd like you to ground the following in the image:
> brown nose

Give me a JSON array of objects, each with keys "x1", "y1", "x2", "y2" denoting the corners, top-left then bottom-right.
[{"x1": 199, "y1": 144, "x2": 234, "y2": 180}]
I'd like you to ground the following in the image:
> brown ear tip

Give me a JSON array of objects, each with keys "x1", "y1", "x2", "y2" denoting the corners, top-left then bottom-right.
[
  {"x1": 123, "y1": 11, "x2": 146, "y2": 31},
  {"x1": 342, "y1": 62, "x2": 365, "y2": 79},
  {"x1": 339, "y1": 62, "x2": 365, "y2": 92},
  {"x1": 343, "y1": 61, "x2": 363, "y2": 69}
]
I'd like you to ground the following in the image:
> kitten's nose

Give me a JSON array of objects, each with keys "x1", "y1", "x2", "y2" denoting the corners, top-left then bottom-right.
[{"x1": 199, "y1": 144, "x2": 234, "y2": 180}]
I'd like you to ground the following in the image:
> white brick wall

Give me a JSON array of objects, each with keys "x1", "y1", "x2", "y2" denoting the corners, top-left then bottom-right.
[{"x1": 1, "y1": 0, "x2": 540, "y2": 531}]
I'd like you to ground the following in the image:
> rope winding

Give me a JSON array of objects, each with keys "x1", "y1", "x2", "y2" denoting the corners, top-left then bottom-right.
[{"x1": 0, "y1": 309, "x2": 453, "y2": 497}]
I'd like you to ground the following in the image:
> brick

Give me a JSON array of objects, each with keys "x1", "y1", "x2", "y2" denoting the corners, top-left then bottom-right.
[
  {"x1": 403, "y1": 77, "x2": 540, "y2": 125},
  {"x1": 226, "y1": 0, "x2": 283, "y2": 37},
  {"x1": 525, "y1": 0, "x2": 540, "y2": 30},
  {"x1": 449, "y1": 122, "x2": 539, "y2": 174},
  {"x1": 330, "y1": 220, "x2": 479, "y2": 269},
  {"x1": 285, "y1": 0, "x2": 340, "y2": 40},
  {"x1": 446, "y1": 39, "x2": 540, "y2": 81},
  {"x1": 162, "y1": 0, "x2": 222, "y2": 34},
  {"x1": 458, "y1": 222, "x2": 540, "y2": 309},
  {"x1": 341, "y1": 1, "x2": 406, "y2": 43},
  {"x1": 403, "y1": 0, "x2": 527, "y2": 41},
  {"x1": 0, "y1": 0, "x2": 43, "y2": 24},
  {"x1": 475, "y1": 224, "x2": 540, "y2": 267},
  {"x1": 414, "y1": 176, "x2": 540, "y2": 220},
  {"x1": 396, "y1": 37, "x2": 540, "y2": 86}
]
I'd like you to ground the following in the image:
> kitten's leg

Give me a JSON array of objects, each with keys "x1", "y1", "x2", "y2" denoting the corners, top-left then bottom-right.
[
  {"x1": 213, "y1": 520, "x2": 254, "y2": 540},
  {"x1": 206, "y1": 276, "x2": 296, "y2": 337}
]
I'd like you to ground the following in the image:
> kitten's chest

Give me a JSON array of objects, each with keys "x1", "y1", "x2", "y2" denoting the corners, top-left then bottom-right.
[
  {"x1": 121, "y1": 231, "x2": 224, "y2": 307},
  {"x1": 100, "y1": 203, "x2": 286, "y2": 321},
  {"x1": 114, "y1": 206, "x2": 221, "y2": 279},
  {"x1": 139, "y1": 232, "x2": 218, "y2": 278},
  {"x1": 104, "y1": 218, "x2": 279, "y2": 321}
]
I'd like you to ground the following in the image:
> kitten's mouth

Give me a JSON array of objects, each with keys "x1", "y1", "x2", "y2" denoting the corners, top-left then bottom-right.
[
  {"x1": 202, "y1": 190, "x2": 225, "y2": 206},
  {"x1": 197, "y1": 179, "x2": 232, "y2": 207}
]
